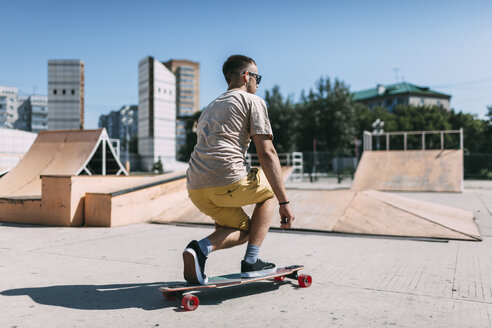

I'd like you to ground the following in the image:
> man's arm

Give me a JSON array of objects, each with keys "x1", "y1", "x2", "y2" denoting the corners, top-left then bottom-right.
[{"x1": 252, "y1": 134, "x2": 295, "y2": 229}]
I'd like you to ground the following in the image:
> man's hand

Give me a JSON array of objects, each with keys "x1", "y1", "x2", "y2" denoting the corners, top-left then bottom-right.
[{"x1": 279, "y1": 203, "x2": 295, "y2": 229}]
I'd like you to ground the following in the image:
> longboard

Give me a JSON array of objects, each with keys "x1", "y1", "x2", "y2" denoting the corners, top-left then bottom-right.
[{"x1": 159, "y1": 265, "x2": 311, "y2": 311}]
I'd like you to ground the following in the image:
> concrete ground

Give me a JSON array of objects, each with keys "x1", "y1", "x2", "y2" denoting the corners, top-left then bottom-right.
[{"x1": 2, "y1": 182, "x2": 492, "y2": 327}]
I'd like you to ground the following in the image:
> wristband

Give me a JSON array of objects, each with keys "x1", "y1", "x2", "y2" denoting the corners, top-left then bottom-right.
[{"x1": 279, "y1": 201, "x2": 290, "y2": 205}]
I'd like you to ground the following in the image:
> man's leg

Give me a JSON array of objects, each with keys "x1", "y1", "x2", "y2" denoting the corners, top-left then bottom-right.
[
  {"x1": 248, "y1": 197, "x2": 276, "y2": 246},
  {"x1": 183, "y1": 218, "x2": 249, "y2": 284},
  {"x1": 241, "y1": 197, "x2": 276, "y2": 277},
  {"x1": 200, "y1": 194, "x2": 274, "y2": 254},
  {"x1": 201, "y1": 197, "x2": 275, "y2": 256},
  {"x1": 205, "y1": 225, "x2": 249, "y2": 251}
]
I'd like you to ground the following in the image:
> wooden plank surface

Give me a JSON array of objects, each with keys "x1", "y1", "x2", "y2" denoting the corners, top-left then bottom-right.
[{"x1": 352, "y1": 149, "x2": 463, "y2": 192}]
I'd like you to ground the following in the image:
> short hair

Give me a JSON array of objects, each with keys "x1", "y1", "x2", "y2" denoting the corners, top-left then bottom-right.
[{"x1": 222, "y1": 55, "x2": 256, "y2": 84}]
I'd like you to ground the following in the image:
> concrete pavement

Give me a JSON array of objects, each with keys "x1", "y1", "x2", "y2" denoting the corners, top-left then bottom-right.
[{"x1": 2, "y1": 184, "x2": 492, "y2": 327}]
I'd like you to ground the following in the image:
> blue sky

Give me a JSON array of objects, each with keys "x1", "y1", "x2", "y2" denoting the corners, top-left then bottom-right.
[{"x1": 1, "y1": 0, "x2": 491, "y2": 128}]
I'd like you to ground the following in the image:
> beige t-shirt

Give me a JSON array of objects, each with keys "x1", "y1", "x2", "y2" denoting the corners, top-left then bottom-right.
[{"x1": 186, "y1": 89, "x2": 273, "y2": 189}]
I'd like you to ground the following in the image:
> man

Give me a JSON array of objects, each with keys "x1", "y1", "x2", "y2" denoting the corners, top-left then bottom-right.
[{"x1": 183, "y1": 55, "x2": 295, "y2": 284}]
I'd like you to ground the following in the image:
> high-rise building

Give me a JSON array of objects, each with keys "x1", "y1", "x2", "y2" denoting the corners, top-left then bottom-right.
[
  {"x1": 48, "y1": 59, "x2": 84, "y2": 130},
  {"x1": 16, "y1": 95, "x2": 49, "y2": 132},
  {"x1": 163, "y1": 59, "x2": 200, "y2": 159},
  {"x1": 0, "y1": 87, "x2": 47, "y2": 133},
  {"x1": 138, "y1": 56, "x2": 176, "y2": 171},
  {"x1": 98, "y1": 105, "x2": 138, "y2": 149},
  {"x1": 99, "y1": 105, "x2": 138, "y2": 170},
  {"x1": 0, "y1": 86, "x2": 19, "y2": 129},
  {"x1": 15, "y1": 95, "x2": 31, "y2": 131},
  {"x1": 29, "y1": 95, "x2": 48, "y2": 133}
]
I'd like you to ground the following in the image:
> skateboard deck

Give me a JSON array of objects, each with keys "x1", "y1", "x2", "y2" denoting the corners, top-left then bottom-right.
[{"x1": 159, "y1": 265, "x2": 311, "y2": 311}]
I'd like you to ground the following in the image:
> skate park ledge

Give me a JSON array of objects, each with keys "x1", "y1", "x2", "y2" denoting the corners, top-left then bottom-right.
[{"x1": 0, "y1": 172, "x2": 186, "y2": 227}]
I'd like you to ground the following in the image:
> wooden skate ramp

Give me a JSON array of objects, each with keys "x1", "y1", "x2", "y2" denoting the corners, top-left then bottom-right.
[
  {"x1": 0, "y1": 129, "x2": 127, "y2": 198},
  {"x1": 153, "y1": 187, "x2": 479, "y2": 241},
  {"x1": 351, "y1": 150, "x2": 463, "y2": 192},
  {"x1": 153, "y1": 188, "x2": 355, "y2": 230},
  {"x1": 85, "y1": 167, "x2": 294, "y2": 227},
  {"x1": 335, "y1": 190, "x2": 479, "y2": 240}
]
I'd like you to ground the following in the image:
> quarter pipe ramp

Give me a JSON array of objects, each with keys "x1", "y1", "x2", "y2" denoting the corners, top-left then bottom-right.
[
  {"x1": 351, "y1": 150, "x2": 463, "y2": 192},
  {"x1": 0, "y1": 129, "x2": 128, "y2": 198}
]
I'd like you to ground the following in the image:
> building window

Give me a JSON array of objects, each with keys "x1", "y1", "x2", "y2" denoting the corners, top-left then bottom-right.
[
  {"x1": 179, "y1": 66, "x2": 194, "y2": 72},
  {"x1": 180, "y1": 84, "x2": 194, "y2": 89},
  {"x1": 420, "y1": 98, "x2": 425, "y2": 105},
  {"x1": 62, "y1": 89, "x2": 66, "y2": 95},
  {"x1": 54, "y1": 89, "x2": 57, "y2": 95},
  {"x1": 71, "y1": 89, "x2": 75, "y2": 95}
]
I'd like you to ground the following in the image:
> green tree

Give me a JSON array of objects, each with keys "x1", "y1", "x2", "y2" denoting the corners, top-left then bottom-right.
[
  {"x1": 449, "y1": 109, "x2": 486, "y2": 153},
  {"x1": 482, "y1": 105, "x2": 492, "y2": 153},
  {"x1": 297, "y1": 77, "x2": 357, "y2": 153},
  {"x1": 353, "y1": 102, "x2": 373, "y2": 136},
  {"x1": 263, "y1": 85, "x2": 296, "y2": 153},
  {"x1": 392, "y1": 105, "x2": 451, "y2": 131}
]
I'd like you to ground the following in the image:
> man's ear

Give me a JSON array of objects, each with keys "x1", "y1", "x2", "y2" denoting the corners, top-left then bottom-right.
[{"x1": 242, "y1": 71, "x2": 249, "y2": 83}]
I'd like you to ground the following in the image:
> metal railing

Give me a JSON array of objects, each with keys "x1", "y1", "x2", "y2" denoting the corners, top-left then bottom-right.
[
  {"x1": 246, "y1": 152, "x2": 304, "y2": 181},
  {"x1": 246, "y1": 151, "x2": 357, "y2": 183},
  {"x1": 246, "y1": 152, "x2": 296, "y2": 167},
  {"x1": 363, "y1": 129, "x2": 463, "y2": 151}
]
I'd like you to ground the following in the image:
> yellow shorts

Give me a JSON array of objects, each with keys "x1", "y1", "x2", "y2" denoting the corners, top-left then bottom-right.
[{"x1": 188, "y1": 168, "x2": 274, "y2": 231}]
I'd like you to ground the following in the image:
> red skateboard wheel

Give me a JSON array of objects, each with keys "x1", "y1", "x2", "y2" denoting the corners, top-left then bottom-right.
[
  {"x1": 182, "y1": 294, "x2": 199, "y2": 311},
  {"x1": 274, "y1": 276, "x2": 286, "y2": 281},
  {"x1": 298, "y1": 274, "x2": 312, "y2": 287}
]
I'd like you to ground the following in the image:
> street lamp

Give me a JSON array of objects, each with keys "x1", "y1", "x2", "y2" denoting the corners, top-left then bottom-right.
[
  {"x1": 121, "y1": 107, "x2": 133, "y2": 172},
  {"x1": 372, "y1": 119, "x2": 385, "y2": 150}
]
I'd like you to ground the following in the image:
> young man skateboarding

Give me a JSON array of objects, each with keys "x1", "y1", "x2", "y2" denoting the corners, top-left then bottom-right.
[{"x1": 183, "y1": 55, "x2": 295, "y2": 284}]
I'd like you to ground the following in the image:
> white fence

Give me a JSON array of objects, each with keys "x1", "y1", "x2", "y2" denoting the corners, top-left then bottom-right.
[
  {"x1": 363, "y1": 129, "x2": 463, "y2": 151},
  {"x1": 246, "y1": 152, "x2": 303, "y2": 181}
]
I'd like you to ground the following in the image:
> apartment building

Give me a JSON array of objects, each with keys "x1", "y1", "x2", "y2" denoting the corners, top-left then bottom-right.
[
  {"x1": 0, "y1": 87, "x2": 48, "y2": 133},
  {"x1": 163, "y1": 59, "x2": 200, "y2": 158},
  {"x1": 353, "y1": 82, "x2": 451, "y2": 112},
  {"x1": 138, "y1": 56, "x2": 176, "y2": 171},
  {"x1": 48, "y1": 59, "x2": 85, "y2": 130},
  {"x1": 0, "y1": 86, "x2": 19, "y2": 129},
  {"x1": 98, "y1": 105, "x2": 138, "y2": 149}
]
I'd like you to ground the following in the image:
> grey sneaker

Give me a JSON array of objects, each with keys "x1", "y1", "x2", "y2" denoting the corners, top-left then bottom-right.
[
  {"x1": 241, "y1": 259, "x2": 277, "y2": 278},
  {"x1": 183, "y1": 240, "x2": 208, "y2": 284}
]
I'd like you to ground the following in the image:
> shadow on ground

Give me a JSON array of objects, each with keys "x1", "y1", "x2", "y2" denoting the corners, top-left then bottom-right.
[{"x1": 1, "y1": 281, "x2": 294, "y2": 311}]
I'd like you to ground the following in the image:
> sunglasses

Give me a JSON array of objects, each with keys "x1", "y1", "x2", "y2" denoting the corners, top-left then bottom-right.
[{"x1": 243, "y1": 71, "x2": 262, "y2": 85}]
